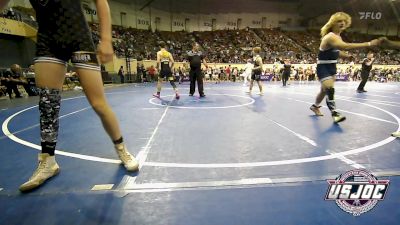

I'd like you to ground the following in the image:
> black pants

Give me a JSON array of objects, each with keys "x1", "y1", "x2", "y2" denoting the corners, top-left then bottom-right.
[
  {"x1": 5, "y1": 81, "x2": 21, "y2": 98},
  {"x1": 357, "y1": 72, "x2": 369, "y2": 91},
  {"x1": 282, "y1": 72, "x2": 290, "y2": 86},
  {"x1": 22, "y1": 84, "x2": 38, "y2": 96},
  {"x1": 189, "y1": 69, "x2": 204, "y2": 95}
]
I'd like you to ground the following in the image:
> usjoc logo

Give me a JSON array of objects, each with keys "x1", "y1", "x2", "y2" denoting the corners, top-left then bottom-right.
[
  {"x1": 325, "y1": 170, "x2": 389, "y2": 216},
  {"x1": 359, "y1": 12, "x2": 382, "y2": 20}
]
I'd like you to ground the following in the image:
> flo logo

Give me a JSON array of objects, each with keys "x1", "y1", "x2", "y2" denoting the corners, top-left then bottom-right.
[
  {"x1": 325, "y1": 170, "x2": 389, "y2": 216},
  {"x1": 359, "y1": 12, "x2": 382, "y2": 20}
]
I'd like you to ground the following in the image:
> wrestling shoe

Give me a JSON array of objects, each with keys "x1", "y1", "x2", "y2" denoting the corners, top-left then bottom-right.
[
  {"x1": 332, "y1": 111, "x2": 346, "y2": 123},
  {"x1": 115, "y1": 144, "x2": 139, "y2": 172},
  {"x1": 310, "y1": 104, "x2": 323, "y2": 116},
  {"x1": 19, "y1": 153, "x2": 60, "y2": 192}
]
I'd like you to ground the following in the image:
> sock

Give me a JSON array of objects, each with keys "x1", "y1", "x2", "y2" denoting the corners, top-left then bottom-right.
[
  {"x1": 113, "y1": 136, "x2": 124, "y2": 145},
  {"x1": 41, "y1": 142, "x2": 56, "y2": 156}
]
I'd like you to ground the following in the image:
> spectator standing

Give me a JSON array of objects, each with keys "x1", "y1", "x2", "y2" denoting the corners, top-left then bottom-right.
[{"x1": 118, "y1": 66, "x2": 124, "y2": 83}]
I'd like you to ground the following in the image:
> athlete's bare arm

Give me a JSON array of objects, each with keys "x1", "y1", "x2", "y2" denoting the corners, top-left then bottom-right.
[
  {"x1": 339, "y1": 51, "x2": 352, "y2": 59},
  {"x1": 95, "y1": 0, "x2": 114, "y2": 64},
  {"x1": 202, "y1": 58, "x2": 208, "y2": 68},
  {"x1": 383, "y1": 39, "x2": 400, "y2": 49},
  {"x1": 156, "y1": 51, "x2": 161, "y2": 70},
  {"x1": 324, "y1": 33, "x2": 380, "y2": 51},
  {"x1": 169, "y1": 53, "x2": 175, "y2": 68}
]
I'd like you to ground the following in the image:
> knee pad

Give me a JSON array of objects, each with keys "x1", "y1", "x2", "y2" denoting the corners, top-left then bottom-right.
[
  {"x1": 169, "y1": 80, "x2": 177, "y2": 89},
  {"x1": 325, "y1": 87, "x2": 335, "y2": 100},
  {"x1": 325, "y1": 87, "x2": 336, "y2": 111},
  {"x1": 39, "y1": 88, "x2": 61, "y2": 143}
]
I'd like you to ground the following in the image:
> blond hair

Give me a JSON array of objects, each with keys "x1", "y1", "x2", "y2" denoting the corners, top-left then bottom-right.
[
  {"x1": 253, "y1": 47, "x2": 261, "y2": 54},
  {"x1": 320, "y1": 12, "x2": 352, "y2": 38}
]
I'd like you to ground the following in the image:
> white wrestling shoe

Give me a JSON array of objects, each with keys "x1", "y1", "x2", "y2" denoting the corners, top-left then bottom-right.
[{"x1": 19, "y1": 153, "x2": 60, "y2": 192}]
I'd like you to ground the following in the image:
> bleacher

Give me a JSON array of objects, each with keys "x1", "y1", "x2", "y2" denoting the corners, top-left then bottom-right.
[{"x1": 103, "y1": 25, "x2": 400, "y2": 65}]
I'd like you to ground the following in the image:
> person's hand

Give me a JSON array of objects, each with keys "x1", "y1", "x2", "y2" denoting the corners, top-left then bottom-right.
[
  {"x1": 378, "y1": 36, "x2": 388, "y2": 43},
  {"x1": 97, "y1": 40, "x2": 114, "y2": 64},
  {"x1": 378, "y1": 37, "x2": 390, "y2": 47},
  {"x1": 378, "y1": 37, "x2": 389, "y2": 46},
  {"x1": 369, "y1": 39, "x2": 380, "y2": 47}
]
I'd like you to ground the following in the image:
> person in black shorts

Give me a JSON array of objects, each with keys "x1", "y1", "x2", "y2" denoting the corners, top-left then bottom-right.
[
  {"x1": 153, "y1": 41, "x2": 179, "y2": 99},
  {"x1": 1, "y1": 0, "x2": 139, "y2": 192},
  {"x1": 356, "y1": 52, "x2": 375, "y2": 93},
  {"x1": 246, "y1": 47, "x2": 264, "y2": 95},
  {"x1": 187, "y1": 42, "x2": 208, "y2": 97},
  {"x1": 309, "y1": 12, "x2": 381, "y2": 123}
]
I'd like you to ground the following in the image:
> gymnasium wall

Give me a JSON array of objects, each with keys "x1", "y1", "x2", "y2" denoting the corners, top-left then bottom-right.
[
  {"x1": 81, "y1": 0, "x2": 300, "y2": 31},
  {"x1": 0, "y1": 33, "x2": 35, "y2": 68},
  {"x1": 104, "y1": 56, "x2": 138, "y2": 74},
  {"x1": 5, "y1": 0, "x2": 398, "y2": 35},
  {"x1": 309, "y1": 13, "x2": 399, "y2": 37}
]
